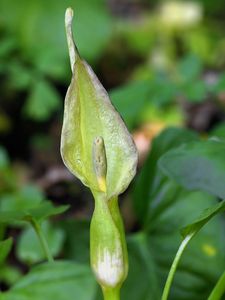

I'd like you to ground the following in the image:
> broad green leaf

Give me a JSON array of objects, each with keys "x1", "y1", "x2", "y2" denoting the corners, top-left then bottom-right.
[
  {"x1": 147, "y1": 188, "x2": 225, "y2": 300},
  {"x1": 133, "y1": 127, "x2": 225, "y2": 300},
  {"x1": 17, "y1": 221, "x2": 65, "y2": 264},
  {"x1": 0, "y1": 261, "x2": 97, "y2": 300},
  {"x1": 133, "y1": 127, "x2": 198, "y2": 223},
  {"x1": 161, "y1": 200, "x2": 225, "y2": 300},
  {"x1": 0, "y1": 202, "x2": 69, "y2": 225},
  {"x1": 0, "y1": 185, "x2": 44, "y2": 212},
  {"x1": 181, "y1": 200, "x2": 225, "y2": 238},
  {"x1": 61, "y1": 219, "x2": 90, "y2": 264},
  {"x1": 122, "y1": 233, "x2": 160, "y2": 300},
  {"x1": 24, "y1": 79, "x2": 61, "y2": 121},
  {"x1": 158, "y1": 139, "x2": 225, "y2": 199},
  {"x1": 27, "y1": 202, "x2": 69, "y2": 221},
  {"x1": 0, "y1": 238, "x2": 13, "y2": 264},
  {"x1": 61, "y1": 9, "x2": 138, "y2": 199}
]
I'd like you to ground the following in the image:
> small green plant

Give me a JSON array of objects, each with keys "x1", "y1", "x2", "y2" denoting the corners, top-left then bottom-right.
[
  {"x1": 60, "y1": 7, "x2": 225, "y2": 300},
  {"x1": 61, "y1": 8, "x2": 138, "y2": 300},
  {"x1": 1, "y1": 5, "x2": 225, "y2": 300}
]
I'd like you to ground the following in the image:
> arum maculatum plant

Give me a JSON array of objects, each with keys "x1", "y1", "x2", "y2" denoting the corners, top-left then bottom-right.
[{"x1": 61, "y1": 8, "x2": 138, "y2": 300}]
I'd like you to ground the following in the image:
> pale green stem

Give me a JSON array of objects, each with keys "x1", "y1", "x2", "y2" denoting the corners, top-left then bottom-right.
[
  {"x1": 161, "y1": 234, "x2": 193, "y2": 300},
  {"x1": 208, "y1": 270, "x2": 225, "y2": 300},
  {"x1": 31, "y1": 219, "x2": 54, "y2": 263},
  {"x1": 102, "y1": 287, "x2": 120, "y2": 300}
]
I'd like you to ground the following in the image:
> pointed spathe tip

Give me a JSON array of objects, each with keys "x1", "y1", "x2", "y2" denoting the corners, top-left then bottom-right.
[
  {"x1": 65, "y1": 7, "x2": 74, "y2": 27},
  {"x1": 65, "y1": 7, "x2": 79, "y2": 72}
]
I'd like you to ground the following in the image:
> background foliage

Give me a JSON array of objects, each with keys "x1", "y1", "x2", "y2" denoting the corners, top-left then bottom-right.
[{"x1": 0, "y1": 0, "x2": 225, "y2": 299}]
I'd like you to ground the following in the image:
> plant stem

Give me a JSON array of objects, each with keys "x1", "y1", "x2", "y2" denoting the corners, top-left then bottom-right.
[
  {"x1": 31, "y1": 219, "x2": 54, "y2": 263},
  {"x1": 102, "y1": 287, "x2": 120, "y2": 300},
  {"x1": 161, "y1": 234, "x2": 193, "y2": 300},
  {"x1": 208, "y1": 270, "x2": 225, "y2": 300}
]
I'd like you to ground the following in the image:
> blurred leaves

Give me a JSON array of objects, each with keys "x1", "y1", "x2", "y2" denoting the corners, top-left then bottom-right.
[
  {"x1": 24, "y1": 79, "x2": 61, "y2": 121},
  {"x1": 132, "y1": 127, "x2": 225, "y2": 300},
  {"x1": 122, "y1": 233, "x2": 160, "y2": 300},
  {"x1": 62, "y1": 220, "x2": 90, "y2": 264},
  {"x1": 0, "y1": 261, "x2": 97, "y2": 300},
  {"x1": 0, "y1": 201, "x2": 69, "y2": 225},
  {"x1": 0, "y1": 147, "x2": 10, "y2": 170},
  {"x1": 17, "y1": 221, "x2": 65, "y2": 264},
  {"x1": 159, "y1": 139, "x2": 225, "y2": 199},
  {"x1": 0, "y1": 0, "x2": 113, "y2": 74},
  {"x1": 0, "y1": 0, "x2": 224, "y2": 126},
  {"x1": 0, "y1": 185, "x2": 44, "y2": 212},
  {"x1": 110, "y1": 81, "x2": 150, "y2": 128},
  {"x1": 180, "y1": 200, "x2": 225, "y2": 238},
  {"x1": 133, "y1": 127, "x2": 198, "y2": 221},
  {"x1": 178, "y1": 55, "x2": 203, "y2": 82},
  {"x1": 0, "y1": 0, "x2": 113, "y2": 123},
  {"x1": 0, "y1": 238, "x2": 13, "y2": 265},
  {"x1": 0, "y1": 1, "x2": 225, "y2": 299}
]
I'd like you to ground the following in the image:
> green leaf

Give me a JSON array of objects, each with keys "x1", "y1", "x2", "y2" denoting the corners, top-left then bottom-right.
[
  {"x1": 0, "y1": 261, "x2": 97, "y2": 300},
  {"x1": 0, "y1": 238, "x2": 13, "y2": 264},
  {"x1": 8, "y1": 62, "x2": 31, "y2": 90},
  {"x1": 17, "y1": 221, "x2": 65, "y2": 264},
  {"x1": 149, "y1": 190, "x2": 225, "y2": 300},
  {"x1": 150, "y1": 75, "x2": 178, "y2": 106},
  {"x1": 161, "y1": 200, "x2": 225, "y2": 300},
  {"x1": 0, "y1": 0, "x2": 113, "y2": 79},
  {"x1": 122, "y1": 233, "x2": 160, "y2": 300},
  {"x1": 183, "y1": 80, "x2": 206, "y2": 102},
  {"x1": 158, "y1": 139, "x2": 225, "y2": 199},
  {"x1": 0, "y1": 265, "x2": 22, "y2": 286},
  {"x1": 133, "y1": 128, "x2": 225, "y2": 299},
  {"x1": 61, "y1": 9, "x2": 138, "y2": 199},
  {"x1": 0, "y1": 185, "x2": 44, "y2": 212},
  {"x1": 181, "y1": 200, "x2": 225, "y2": 238},
  {"x1": 133, "y1": 127, "x2": 198, "y2": 223},
  {"x1": 0, "y1": 146, "x2": 10, "y2": 169},
  {"x1": 210, "y1": 122, "x2": 225, "y2": 141},
  {"x1": 0, "y1": 202, "x2": 69, "y2": 225},
  {"x1": 110, "y1": 81, "x2": 150, "y2": 129},
  {"x1": 24, "y1": 79, "x2": 61, "y2": 121},
  {"x1": 27, "y1": 202, "x2": 69, "y2": 222},
  {"x1": 0, "y1": 36, "x2": 17, "y2": 58},
  {"x1": 61, "y1": 219, "x2": 90, "y2": 264},
  {"x1": 178, "y1": 55, "x2": 203, "y2": 82},
  {"x1": 213, "y1": 73, "x2": 225, "y2": 93}
]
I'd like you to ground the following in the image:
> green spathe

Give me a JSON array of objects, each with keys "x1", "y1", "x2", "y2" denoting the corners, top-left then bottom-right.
[
  {"x1": 61, "y1": 7, "x2": 138, "y2": 299},
  {"x1": 61, "y1": 8, "x2": 137, "y2": 200}
]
